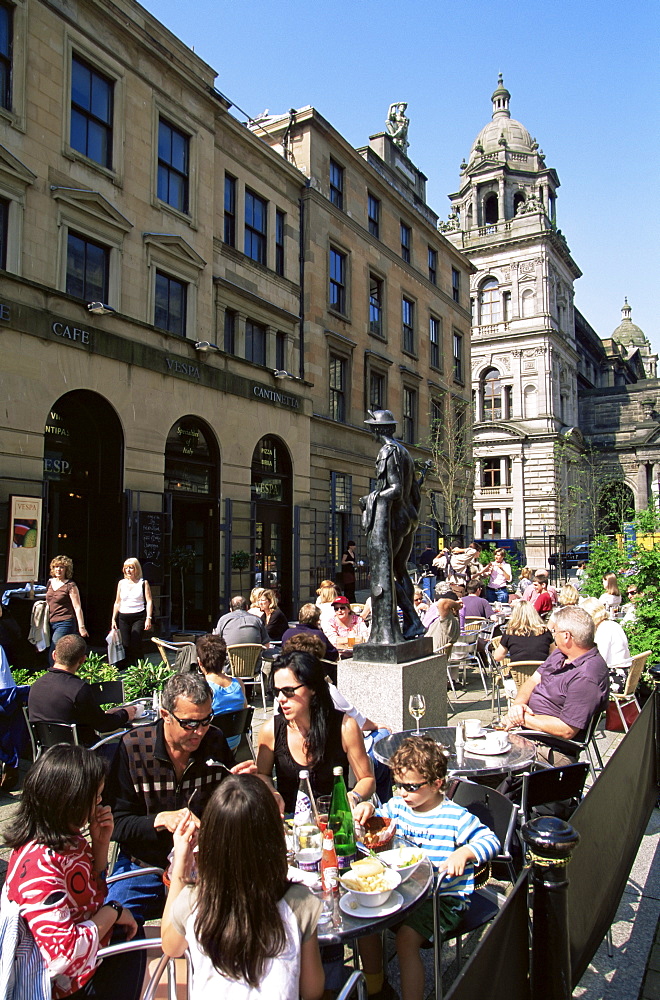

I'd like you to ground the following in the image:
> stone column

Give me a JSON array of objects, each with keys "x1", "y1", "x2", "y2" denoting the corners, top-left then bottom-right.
[
  {"x1": 511, "y1": 454, "x2": 525, "y2": 539},
  {"x1": 636, "y1": 464, "x2": 648, "y2": 512},
  {"x1": 235, "y1": 312, "x2": 247, "y2": 360},
  {"x1": 511, "y1": 261, "x2": 520, "y2": 319}
]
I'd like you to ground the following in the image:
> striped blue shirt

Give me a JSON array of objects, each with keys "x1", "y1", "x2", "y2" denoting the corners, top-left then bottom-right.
[{"x1": 380, "y1": 797, "x2": 500, "y2": 898}]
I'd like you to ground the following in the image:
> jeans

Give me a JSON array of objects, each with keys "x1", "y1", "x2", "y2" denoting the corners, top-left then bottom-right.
[
  {"x1": 486, "y1": 587, "x2": 509, "y2": 604},
  {"x1": 106, "y1": 851, "x2": 166, "y2": 924},
  {"x1": 67, "y1": 924, "x2": 146, "y2": 1000},
  {"x1": 49, "y1": 618, "x2": 78, "y2": 663}
]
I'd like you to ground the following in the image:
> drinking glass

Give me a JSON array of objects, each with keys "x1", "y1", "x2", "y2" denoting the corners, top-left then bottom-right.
[{"x1": 409, "y1": 694, "x2": 426, "y2": 734}]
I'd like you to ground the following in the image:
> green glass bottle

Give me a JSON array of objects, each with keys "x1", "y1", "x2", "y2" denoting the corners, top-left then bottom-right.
[{"x1": 328, "y1": 765, "x2": 356, "y2": 870}]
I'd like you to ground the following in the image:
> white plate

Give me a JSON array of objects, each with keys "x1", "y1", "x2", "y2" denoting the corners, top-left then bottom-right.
[
  {"x1": 463, "y1": 727, "x2": 486, "y2": 738},
  {"x1": 464, "y1": 739, "x2": 510, "y2": 756},
  {"x1": 339, "y1": 889, "x2": 404, "y2": 919}
]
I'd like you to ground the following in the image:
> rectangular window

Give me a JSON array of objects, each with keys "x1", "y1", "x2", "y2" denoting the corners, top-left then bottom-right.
[
  {"x1": 276, "y1": 330, "x2": 286, "y2": 371},
  {"x1": 431, "y1": 398, "x2": 443, "y2": 438},
  {"x1": 329, "y1": 248, "x2": 346, "y2": 314},
  {"x1": 403, "y1": 387, "x2": 416, "y2": 444},
  {"x1": 0, "y1": 196, "x2": 8, "y2": 270},
  {"x1": 481, "y1": 510, "x2": 502, "y2": 538},
  {"x1": 482, "y1": 459, "x2": 501, "y2": 488},
  {"x1": 245, "y1": 319, "x2": 266, "y2": 366},
  {"x1": 224, "y1": 174, "x2": 236, "y2": 246},
  {"x1": 452, "y1": 267, "x2": 460, "y2": 303},
  {"x1": 429, "y1": 315, "x2": 441, "y2": 369},
  {"x1": 369, "y1": 370, "x2": 384, "y2": 411},
  {"x1": 368, "y1": 193, "x2": 380, "y2": 238},
  {"x1": 331, "y1": 471, "x2": 352, "y2": 513},
  {"x1": 66, "y1": 231, "x2": 109, "y2": 302},
  {"x1": 70, "y1": 55, "x2": 113, "y2": 168},
  {"x1": 244, "y1": 189, "x2": 267, "y2": 265},
  {"x1": 400, "y1": 222, "x2": 411, "y2": 263},
  {"x1": 223, "y1": 309, "x2": 236, "y2": 354},
  {"x1": 155, "y1": 271, "x2": 187, "y2": 337},
  {"x1": 428, "y1": 247, "x2": 437, "y2": 285},
  {"x1": 402, "y1": 297, "x2": 415, "y2": 354},
  {"x1": 329, "y1": 353, "x2": 346, "y2": 421},
  {"x1": 369, "y1": 274, "x2": 382, "y2": 336},
  {"x1": 329, "y1": 159, "x2": 344, "y2": 209},
  {"x1": 275, "y1": 209, "x2": 285, "y2": 276},
  {"x1": 0, "y1": 3, "x2": 12, "y2": 111},
  {"x1": 453, "y1": 331, "x2": 463, "y2": 382},
  {"x1": 158, "y1": 118, "x2": 189, "y2": 213}
]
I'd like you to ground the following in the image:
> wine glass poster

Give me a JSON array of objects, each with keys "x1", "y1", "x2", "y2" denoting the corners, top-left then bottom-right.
[{"x1": 7, "y1": 496, "x2": 42, "y2": 583}]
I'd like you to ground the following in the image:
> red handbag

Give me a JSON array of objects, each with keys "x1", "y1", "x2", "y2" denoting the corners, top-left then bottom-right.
[{"x1": 605, "y1": 699, "x2": 640, "y2": 732}]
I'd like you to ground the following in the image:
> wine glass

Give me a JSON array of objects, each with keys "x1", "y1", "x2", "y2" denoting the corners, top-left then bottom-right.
[{"x1": 408, "y1": 694, "x2": 426, "y2": 735}]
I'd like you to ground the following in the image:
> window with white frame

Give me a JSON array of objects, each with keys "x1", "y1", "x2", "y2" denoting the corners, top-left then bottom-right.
[{"x1": 479, "y1": 278, "x2": 500, "y2": 324}]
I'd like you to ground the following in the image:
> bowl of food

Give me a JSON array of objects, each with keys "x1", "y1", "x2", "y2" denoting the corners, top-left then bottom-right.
[
  {"x1": 358, "y1": 815, "x2": 396, "y2": 851},
  {"x1": 339, "y1": 857, "x2": 401, "y2": 907},
  {"x1": 376, "y1": 846, "x2": 426, "y2": 882}
]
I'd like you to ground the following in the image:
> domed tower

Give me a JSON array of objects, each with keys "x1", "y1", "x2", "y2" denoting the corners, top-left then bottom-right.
[
  {"x1": 443, "y1": 77, "x2": 584, "y2": 560},
  {"x1": 611, "y1": 299, "x2": 657, "y2": 378}
]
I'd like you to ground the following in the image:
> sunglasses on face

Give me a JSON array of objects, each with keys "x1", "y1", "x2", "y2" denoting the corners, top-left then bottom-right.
[
  {"x1": 396, "y1": 781, "x2": 429, "y2": 792},
  {"x1": 273, "y1": 683, "x2": 306, "y2": 699},
  {"x1": 169, "y1": 711, "x2": 213, "y2": 731}
]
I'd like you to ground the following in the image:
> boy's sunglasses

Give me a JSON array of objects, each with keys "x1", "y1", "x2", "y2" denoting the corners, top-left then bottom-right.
[{"x1": 396, "y1": 781, "x2": 429, "y2": 792}]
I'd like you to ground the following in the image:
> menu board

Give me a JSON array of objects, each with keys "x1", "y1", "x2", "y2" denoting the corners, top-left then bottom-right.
[{"x1": 138, "y1": 512, "x2": 165, "y2": 585}]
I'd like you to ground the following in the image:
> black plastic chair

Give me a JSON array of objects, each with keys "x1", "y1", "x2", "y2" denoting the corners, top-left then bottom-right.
[
  {"x1": 519, "y1": 761, "x2": 589, "y2": 824},
  {"x1": 211, "y1": 706, "x2": 255, "y2": 761},
  {"x1": 433, "y1": 878, "x2": 500, "y2": 1000},
  {"x1": 521, "y1": 709, "x2": 605, "y2": 778},
  {"x1": 88, "y1": 679, "x2": 125, "y2": 706},
  {"x1": 449, "y1": 779, "x2": 519, "y2": 883}
]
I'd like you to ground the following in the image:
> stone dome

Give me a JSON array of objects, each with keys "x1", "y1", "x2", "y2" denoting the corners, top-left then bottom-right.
[
  {"x1": 612, "y1": 299, "x2": 647, "y2": 347},
  {"x1": 469, "y1": 75, "x2": 536, "y2": 164}
]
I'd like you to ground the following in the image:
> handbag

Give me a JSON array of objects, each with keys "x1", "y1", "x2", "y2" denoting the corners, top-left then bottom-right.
[
  {"x1": 605, "y1": 699, "x2": 640, "y2": 732},
  {"x1": 105, "y1": 627, "x2": 125, "y2": 665}
]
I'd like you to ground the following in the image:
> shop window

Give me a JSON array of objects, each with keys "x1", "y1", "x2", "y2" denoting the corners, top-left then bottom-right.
[{"x1": 165, "y1": 417, "x2": 217, "y2": 495}]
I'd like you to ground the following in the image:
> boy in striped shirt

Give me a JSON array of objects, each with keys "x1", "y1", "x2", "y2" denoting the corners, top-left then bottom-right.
[{"x1": 354, "y1": 735, "x2": 499, "y2": 1000}]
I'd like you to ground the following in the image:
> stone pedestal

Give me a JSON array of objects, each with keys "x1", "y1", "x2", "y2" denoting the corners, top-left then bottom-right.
[{"x1": 337, "y1": 651, "x2": 448, "y2": 734}]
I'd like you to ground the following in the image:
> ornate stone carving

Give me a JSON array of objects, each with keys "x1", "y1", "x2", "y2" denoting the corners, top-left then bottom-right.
[{"x1": 386, "y1": 102, "x2": 409, "y2": 153}]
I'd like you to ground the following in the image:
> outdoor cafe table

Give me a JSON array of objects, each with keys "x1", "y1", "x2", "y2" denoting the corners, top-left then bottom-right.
[
  {"x1": 372, "y1": 727, "x2": 537, "y2": 780},
  {"x1": 316, "y1": 852, "x2": 434, "y2": 944}
]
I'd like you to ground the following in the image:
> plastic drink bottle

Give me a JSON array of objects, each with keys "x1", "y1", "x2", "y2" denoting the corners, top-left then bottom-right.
[{"x1": 293, "y1": 770, "x2": 323, "y2": 872}]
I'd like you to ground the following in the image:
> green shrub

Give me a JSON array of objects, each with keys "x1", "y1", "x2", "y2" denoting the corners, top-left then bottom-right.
[
  {"x1": 581, "y1": 536, "x2": 630, "y2": 598},
  {"x1": 78, "y1": 652, "x2": 119, "y2": 684},
  {"x1": 123, "y1": 658, "x2": 173, "y2": 701},
  {"x1": 10, "y1": 667, "x2": 45, "y2": 686}
]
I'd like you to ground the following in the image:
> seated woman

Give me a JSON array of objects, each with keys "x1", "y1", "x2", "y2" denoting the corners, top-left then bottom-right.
[
  {"x1": 598, "y1": 573, "x2": 622, "y2": 616},
  {"x1": 2, "y1": 744, "x2": 143, "y2": 1000},
  {"x1": 247, "y1": 586, "x2": 266, "y2": 616},
  {"x1": 558, "y1": 584, "x2": 580, "y2": 607},
  {"x1": 586, "y1": 600, "x2": 631, "y2": 693},
  {"x1": 258, "y1": 589, "x2": 289, "y2": 641},
  {"x1": 162, "y1": 775, "x2": 324, "y2": 1000},
  {"x1": 315, "y1": 581, "x2": 340, "y2": 629},
  {"x1": 493, "y1": 601, "x2": 553, "y2": 664},
  {"x1": 281, "y1": 603, "x2": 339, "y2": 662},
  {"x1": 321, "y1": 597, "x2": 369, "y2": 648},
  {"x1": 257, "y1": 650, "x2": 375, "y2": 814},
  {"x1": 195, "y1": 634, "x2": 246, "y2": 751}
]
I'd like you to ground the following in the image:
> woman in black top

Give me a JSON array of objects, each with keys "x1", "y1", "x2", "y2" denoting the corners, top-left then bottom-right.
[
  {"x1": 256, "y1": 651, "x2": 374, "y2": 814},
  {"x1": 493, "y1": 601, "x2": 553, "y2": 664},
  {"x1": 257, "y1": 589, "x2": 289, "y2": 641}
]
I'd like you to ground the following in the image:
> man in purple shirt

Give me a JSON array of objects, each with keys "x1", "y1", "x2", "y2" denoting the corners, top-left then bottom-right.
[
  {"x1": 503, "y1": 605, "x2": 608, "y2": 762},
  {"x1": 461, "y1": 580, "x2": 493, "y2": 620}
]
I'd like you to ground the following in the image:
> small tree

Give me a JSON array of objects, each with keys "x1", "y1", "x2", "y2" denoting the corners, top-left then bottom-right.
[
  {"x1": 231, "y1": 549, "x2": 250, "y2": 594},
  {"x1": 170, "y1": 545, "x2": 196, "y2": 631},
  {"x1": 424, "y1": 396, "x2": 474, "y2": 546}
]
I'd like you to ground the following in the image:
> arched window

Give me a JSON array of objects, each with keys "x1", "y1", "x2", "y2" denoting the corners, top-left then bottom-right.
[
  {"x1": 523, "y1": 384, "x2": 537, "y2": 418},
  {"x1": 479, "y1": 278, "x2": 500, "y2": 325},
  {"x1": 482, "y1": 368, "x2": 502, "y2": 422},
  {"x1": 513, "y1": 191, "x2": 525, "y2": 216},
  {"x1": 597, "y1": 482, "x2": 635, "y2": 534},
  {"x1": 484, "y1": 194, "x2": 498, "y2": 224},
  {"x1": 521, "y1": 287, "x2": 535, "y2": 318}
]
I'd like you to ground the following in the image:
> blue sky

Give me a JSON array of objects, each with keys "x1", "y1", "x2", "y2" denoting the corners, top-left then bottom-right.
[{"x1": 142, "y1": 0, "x2": 660, "y2": 351}]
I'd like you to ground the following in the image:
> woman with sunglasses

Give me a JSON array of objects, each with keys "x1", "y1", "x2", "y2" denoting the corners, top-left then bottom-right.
[{"x1": 256, "y1": 651, "x2": 375, "y2": 814}]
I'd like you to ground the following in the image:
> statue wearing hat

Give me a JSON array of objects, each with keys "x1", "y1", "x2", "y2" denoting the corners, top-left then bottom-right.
[{"x1": 360, "y1": 410, "x2": 426, "y2": 645}]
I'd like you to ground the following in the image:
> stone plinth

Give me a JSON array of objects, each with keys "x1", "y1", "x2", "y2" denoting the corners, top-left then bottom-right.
[{"x1": 337, "y1": 651, "x2": 447, "y2": 734}]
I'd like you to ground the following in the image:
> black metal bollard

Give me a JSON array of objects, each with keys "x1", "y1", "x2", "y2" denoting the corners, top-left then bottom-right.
[{"x1": 522, "y1": 816, "x2": 580, "y2": 1000}]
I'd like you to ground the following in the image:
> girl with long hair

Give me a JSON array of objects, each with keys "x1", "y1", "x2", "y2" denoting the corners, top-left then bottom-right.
[
  {"x1": 598, "y1": 573, "x2": 621, "y2": 615},
  {"x1": 161, "y1": 775, "x2": 324, "y2": 999},
  {"x1": 2, "y1": 745, "x2": 142, "y2": 999},
  {"x1": 256, "y1": 650, "x2": 374, "y2": 814}
]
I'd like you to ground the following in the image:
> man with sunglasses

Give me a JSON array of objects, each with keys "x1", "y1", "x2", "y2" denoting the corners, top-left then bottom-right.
[{"x1": 107, "y1": 672, "x2": 254, "y2": 923}]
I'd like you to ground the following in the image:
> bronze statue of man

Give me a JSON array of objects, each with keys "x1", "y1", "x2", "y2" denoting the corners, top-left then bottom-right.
[{"x1": 360, "y1": 410, "x2": 426, "y2": 645}]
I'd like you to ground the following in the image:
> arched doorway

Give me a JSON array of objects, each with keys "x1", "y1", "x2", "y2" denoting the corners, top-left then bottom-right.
[
  {"x1": 44, "y1": 390, "x2": 123, "y2": 637},
  {"x1": 597, "y1": 481, "x2": 635, "y2": 535},
  {"x1": 165, "y1": 417, "x2": 220, "y2": 632},
  {"x1": 251, "y1": 436, "x2": 293, "y2": 616}
]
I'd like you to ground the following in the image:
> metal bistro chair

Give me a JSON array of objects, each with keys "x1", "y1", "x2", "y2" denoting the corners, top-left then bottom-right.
[
  {"x1": 506, "y1": 659, "x2": 543, "y2": 693},
  {"x1": 608, "y1": 649, "x2": 651, "y2": 732},
  {"x1": 522, "y1": 708, "x2": 605, "y2": 779},
  {"x1": 22, "y1": 705, "x2": 129, "y2": 761},
  {"x1": 451, "y1": 624, "x2": 489, "y2": 696},
  {"x1": 225, "y1": 643, "x2": 267, "y2": 711},
  {"x1": 211, "y1": 706, "x2": 255, "y2": 762},
  {"x1": 449, "y1": 779, "x2": 519, "y2": 884},
  {"x1": 519, "y1": 761, "x2": 590, "y2": 825}
]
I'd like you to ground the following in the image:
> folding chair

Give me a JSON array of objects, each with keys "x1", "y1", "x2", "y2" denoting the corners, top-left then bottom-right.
[
  {"x1": 211, "y1": 706, "x2": 255, "y2": 761},
  {"x1": 449, "y1": 779, "x2": 519, "y2": 884},
  {"x1": 226, "y1": 643, "x2": 267, "y2": 711},
  {"x1": 519, "y1": 761, "x2": 589, "y2": 824},
  {"x1": 608, "y1": 649, "x2": 651, "y2": 732}
]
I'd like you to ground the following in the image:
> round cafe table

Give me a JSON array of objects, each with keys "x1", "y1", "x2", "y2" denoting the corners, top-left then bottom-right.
[{"x1": 372, "y1": 726, "x2": 537, "y2": 780}]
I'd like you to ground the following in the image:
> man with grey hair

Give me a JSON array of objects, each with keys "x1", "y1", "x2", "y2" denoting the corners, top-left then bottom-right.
[
  {"x1": 503, "y1": 605, "x2": 608, "y2": 748},
  {"x1": 107, "y1": 671, "x2": 254, "y2": 922},
  {"x1": 213, "y1": 594, "x2": 269, "y2": 647}
]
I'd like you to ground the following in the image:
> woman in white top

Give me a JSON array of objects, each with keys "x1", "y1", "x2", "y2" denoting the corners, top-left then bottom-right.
[
  {"x1": 162, "y1": 774, "x2": 324, "y2": 1000},
  {"x1": 111, "y1": 557, "x2": 153, "y2": 667},
  {"x1": 590, "y1": 603, "x2": 630, "y2": 693},
  {"x1": 598, "y1": 573, "x2": 622, "y2": 616}
]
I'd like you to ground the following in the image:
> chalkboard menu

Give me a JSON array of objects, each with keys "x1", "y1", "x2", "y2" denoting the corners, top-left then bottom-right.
[{"x1": 138, "y1": 512, "x2": 165, "y2": 585}]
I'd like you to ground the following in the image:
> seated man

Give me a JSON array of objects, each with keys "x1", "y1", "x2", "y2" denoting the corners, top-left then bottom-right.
[
  {"x1": 427, "y1": 597, "x2": 460, "y2": 653},
  {"x1": 461, "y1": 579, "x2": 493, "y2": 620},
  {"x1": 28, "y1": 634, "x2": 136, "y2": 747},
  {"x1": 106, "y1": 671, "x2": 253, "y2": 922},
  {"x1": 529, "y1": 577, "x2": 553, "y2": 616},
  {"x1": 522, "y1": 571, "x2": 558, "y2": 606},
  {"x1": 281, "y1": 602, "x2": 339, "y2": 661},
  {"x1": 213, "y1": 594, "x2": 269, "y2": 647},
  {"x1": 503, "y1": 605, "x2": 609, "y2": 765}
]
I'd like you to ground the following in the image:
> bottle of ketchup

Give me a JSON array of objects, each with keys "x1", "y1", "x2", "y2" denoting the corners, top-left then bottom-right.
[{"x1": 321, "y1": 828, "x2": 339, "y2": 893}]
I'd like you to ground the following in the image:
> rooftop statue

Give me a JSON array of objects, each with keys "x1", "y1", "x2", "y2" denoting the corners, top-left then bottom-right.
[{"x1": 386, "y1": 102, "x2": 409, "y2": 153}]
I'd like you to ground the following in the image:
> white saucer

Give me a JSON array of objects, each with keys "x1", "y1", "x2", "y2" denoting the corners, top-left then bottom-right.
[
  {"x1": 463, "y1": 727, "x2": 486, "y2": 738},
  {"x1": 464, "y1": 739, "x2": 510, "y2": 756},
  {"x1": 339, "y1": 889, "x2": 404, "y2": 919}
]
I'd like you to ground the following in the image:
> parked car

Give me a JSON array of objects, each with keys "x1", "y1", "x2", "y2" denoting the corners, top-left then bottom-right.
[{"x1": 549, "y1": 541, "x2": 592, "y2": 572}]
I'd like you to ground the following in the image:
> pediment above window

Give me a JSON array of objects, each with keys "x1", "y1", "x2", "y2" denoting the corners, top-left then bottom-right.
[
  {"x1": 50, "y1": 186, "x2": 133, "y2": 239},
  {"x1": 0, "y1": 144, "x2": 37, "y2": 193},
  {"x1": 143, "y1": 232, "x2": 206, "y2": 275}
]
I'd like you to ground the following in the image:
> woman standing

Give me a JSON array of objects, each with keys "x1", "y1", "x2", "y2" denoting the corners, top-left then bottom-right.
[
  {"x1": 341, "y1": 541, "x2": 357, "y2": 604},
  {"x1": 111, "y1": 558, "x2": 152, "y2": 668},
  {"x1": 257, "y1": 650, "x2": 374, "y2": 814},
  {"x1": 45, "y1": 556, "x2": 87, "y2": 662},
  {"x1": 2, "y1": 745, "x2": 142, "y2": 1000},
  {"x1": 257, "y1": 589, "x2": 289, "y2": 641},
  {"x1": 483, "y1": 547, "x2": 512, "y2": 604}
]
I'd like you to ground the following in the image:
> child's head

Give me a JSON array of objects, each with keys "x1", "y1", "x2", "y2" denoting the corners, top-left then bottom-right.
[{"x1": 390, "y1": 735, "x2": 448, "y2": 793}]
